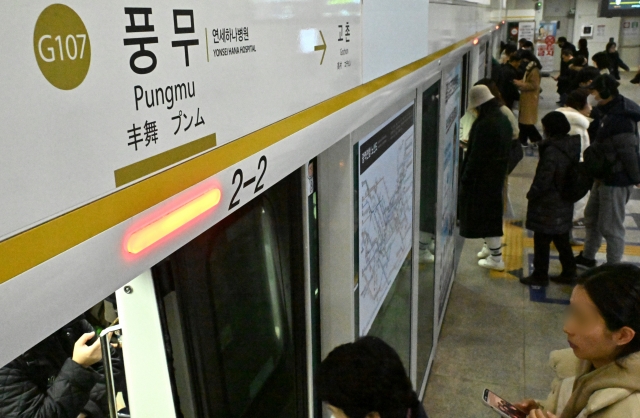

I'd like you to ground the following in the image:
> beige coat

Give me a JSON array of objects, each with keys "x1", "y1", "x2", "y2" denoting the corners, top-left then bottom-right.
[
  {"x1": 539, "y1": 349, "x2": 640, "y2": 418},
  {"x1": 517, "y1": 63, "x2": 541, "y2": 125}
]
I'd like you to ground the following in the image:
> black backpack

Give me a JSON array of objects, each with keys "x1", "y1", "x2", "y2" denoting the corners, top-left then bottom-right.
[{"x1": 557, "y1": 147, "x2": 593, "y2": 203}]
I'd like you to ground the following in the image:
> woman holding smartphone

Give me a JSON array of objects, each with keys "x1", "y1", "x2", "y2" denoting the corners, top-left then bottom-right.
[{"x1": 516, "y1": 264, "x2": 640, "y2": 417}]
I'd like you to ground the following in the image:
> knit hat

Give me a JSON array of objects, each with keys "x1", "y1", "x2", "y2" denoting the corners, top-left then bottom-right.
[
  {"x1": 541, "y1": 111, "x2": 571, "y2": 137},
  {"x1": 468, "y1": 85, "x2": 494, "y2": 109}
]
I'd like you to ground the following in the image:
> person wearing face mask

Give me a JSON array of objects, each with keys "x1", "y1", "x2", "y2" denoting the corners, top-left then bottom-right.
[
  {"x1": 576, "y1": 75, "x2": 640, "y2": 268},
  {"x1": 556, "y1": 89, "x2": 593, "y2": 229},
  {"x1": 316, "y1": 336, "x2": 429, "y2": 418},
  {"x1": 515, "y1": 263, "x2": 640, "y2": 418}
]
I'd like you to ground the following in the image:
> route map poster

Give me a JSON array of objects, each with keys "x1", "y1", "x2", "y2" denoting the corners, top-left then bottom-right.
[
  {"x1": 357, "y1": 104, "x2": 414, "y2": 336},
  {"x1": 436, "y1": 64, "x2": 461, "y2": 324}
]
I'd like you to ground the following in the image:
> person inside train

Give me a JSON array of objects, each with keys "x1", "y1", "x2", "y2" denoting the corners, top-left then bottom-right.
[
  {"x1": 520, "y1": 112, "x2": 579, "y2": 287},
  {"x1": 576, "y1": 38, "x2": 589, "y2": 62},
  {"x1": 458, "y1": 85, "x2": 513, "y2": 272},
  {"x1": 516, "y1": 264, "x2": 640, "y2": 417},
  {"x1": 0, "y1": 315, "x2": 123, "y2": 418},
  {"x1": 316, "y1": 336, "x2": 429, "y2": 418},
  {"x1": 605, "y1": 41, "x2": 630, "y2": 80},
  {"x1": 514, "y1": 51, "x2": 543, "y2": 147}
]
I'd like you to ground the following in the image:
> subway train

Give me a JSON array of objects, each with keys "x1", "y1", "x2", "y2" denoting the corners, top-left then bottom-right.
[{"x1": 0, "y1": 1, "x2": 507, "y2": 417}]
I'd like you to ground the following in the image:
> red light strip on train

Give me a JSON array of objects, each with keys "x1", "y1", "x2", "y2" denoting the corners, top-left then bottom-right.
[{"x1": 127, "y1": 188, "x2": 221, "y2": 254}]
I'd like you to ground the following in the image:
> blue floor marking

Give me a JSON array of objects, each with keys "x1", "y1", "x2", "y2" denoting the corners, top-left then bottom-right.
[
  {"x1": 525, "y1": 253, "x2": 571, "y2": 305},
  {"x1": 529, "y1": 286, "x2": 570, "y2": 305}
]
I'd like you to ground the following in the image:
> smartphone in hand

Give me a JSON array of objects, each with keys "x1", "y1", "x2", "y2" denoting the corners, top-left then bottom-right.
[{"x1": 482, "y1": 389, "x2": 527, "y2": 418}]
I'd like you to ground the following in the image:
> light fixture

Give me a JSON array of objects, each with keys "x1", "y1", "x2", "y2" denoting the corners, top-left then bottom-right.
[{"x1": 127, "y1": 188, "x2": 221, "y2": 254}]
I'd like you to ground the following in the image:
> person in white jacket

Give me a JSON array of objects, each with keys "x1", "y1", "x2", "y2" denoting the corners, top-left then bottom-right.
[
  {"x1": 556, "y1": 89, "x2": 593, "y2": 226},
  {"x1": 515, "y1": 264, "x2": 640, "y2": 418}
]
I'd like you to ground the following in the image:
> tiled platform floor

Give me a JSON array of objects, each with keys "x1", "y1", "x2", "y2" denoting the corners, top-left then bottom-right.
[{"x1": 423, "y1": 71, "x2": 640, "y2": 417}]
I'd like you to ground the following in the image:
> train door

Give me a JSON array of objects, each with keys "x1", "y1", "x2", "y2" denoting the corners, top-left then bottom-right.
[
  {"x1": 416, "y1": 80, "x2": 440, "y2": 395},
  {"x1": 114, "y1": 170, "x2": 309, "y2": 418}
]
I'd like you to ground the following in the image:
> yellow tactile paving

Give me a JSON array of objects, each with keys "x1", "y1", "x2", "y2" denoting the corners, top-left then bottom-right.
[{"x1": 488, "y1": 219, "x2": 640, "y2": 282}]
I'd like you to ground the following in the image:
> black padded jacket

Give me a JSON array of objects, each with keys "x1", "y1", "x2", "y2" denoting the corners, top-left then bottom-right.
[
  {"x1": 526, "y1": 135, "x2": 581, "y2": 235},
  {"x1": 0, "y1": 318, "x2": 123, "y2": 418}
]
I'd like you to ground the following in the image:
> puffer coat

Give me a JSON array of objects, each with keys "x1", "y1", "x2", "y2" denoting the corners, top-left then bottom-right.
[
  {"x1": 459, "y1": 105, "x2": 513, "y2": 238},
  {"x1": 526, "y1": 134, "x2": 581, "y2": 235},
  {"x1": 0, "y1": 317, "x2": 123, "y2": 418}
]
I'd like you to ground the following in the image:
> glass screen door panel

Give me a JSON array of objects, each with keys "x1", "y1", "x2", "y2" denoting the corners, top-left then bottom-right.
[
  {"x1": 417, "y1": 81, "x2": 440, "y2": 384},
  {"x1": 153, "y1": 172, "x2": 305, "y2": 418}
]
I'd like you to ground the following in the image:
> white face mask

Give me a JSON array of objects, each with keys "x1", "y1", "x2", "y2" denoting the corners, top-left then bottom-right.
[{"x1": 588, "y1": 94, "x2": 600, "y2": 108}]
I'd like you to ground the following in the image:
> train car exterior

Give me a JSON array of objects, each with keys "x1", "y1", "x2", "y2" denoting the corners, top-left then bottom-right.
[{"x1": 0, "y1": 1, "x2": 507, "y2": 416}]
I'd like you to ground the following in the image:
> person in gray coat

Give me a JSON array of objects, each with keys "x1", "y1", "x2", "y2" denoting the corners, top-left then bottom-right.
[{"x1": 521, "y1": 112, "x2": 580, "y2": 286}]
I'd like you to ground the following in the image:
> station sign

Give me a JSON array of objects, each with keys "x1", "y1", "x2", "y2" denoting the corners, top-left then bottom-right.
[{"x1": 0, "y1": 1, "x2": 362, "y2": 240}]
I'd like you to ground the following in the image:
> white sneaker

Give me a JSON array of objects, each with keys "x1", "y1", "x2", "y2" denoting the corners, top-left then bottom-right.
[
  {"x1": 478, "y1": 257, "x2": 505, "y2": 271},
  {"x1": 419, "y1": 248, "x2": 435, "y2": 263},
  {"x1": 477, "y1": 244, "x2": 490, "y2": 259}
]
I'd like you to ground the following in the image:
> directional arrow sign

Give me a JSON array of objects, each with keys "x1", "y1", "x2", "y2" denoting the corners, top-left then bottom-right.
[{"x1": 314, "y1": 30, "x2": 327, "y2": 65}]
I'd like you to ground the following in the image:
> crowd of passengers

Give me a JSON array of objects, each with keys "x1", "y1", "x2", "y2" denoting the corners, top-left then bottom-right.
[{"x1": 2, "y1": 37, "x2": 640, "y2": 418}]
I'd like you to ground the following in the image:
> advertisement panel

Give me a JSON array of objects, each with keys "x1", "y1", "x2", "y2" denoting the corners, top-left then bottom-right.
[{"x1": 536, "y1": 21, "x2": 558, "y2": 73}]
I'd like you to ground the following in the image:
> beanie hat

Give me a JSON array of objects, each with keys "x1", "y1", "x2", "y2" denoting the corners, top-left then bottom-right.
[
  {"x1": 468, "y1": 85, "x2": 494, "y2": 109},
  {"x1": 541, "y1": 111, "x2": 571, "y2": 137}
]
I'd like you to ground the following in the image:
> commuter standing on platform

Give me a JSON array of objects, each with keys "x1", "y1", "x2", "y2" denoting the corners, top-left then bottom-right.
[
  {"x1": 514, "y1": 51, "x2": 543, "y2": 146},
  {"x1": 459, "y1": 85, "x2": 513, "y2": 272},
  {"x1": 577, "y1": 38, "x2": 589, "y2": 62},
  {"x1": 521, "y1": 112, "x2": 579, "y2": 286},
  {"x1": 557, "y1": 89, "x2": 593, "y2": 228},
  {"x1": 316, "y1": 336, "x2": 429, "y2": 418},
  {"x1": 556, "y1": 37, "x2": 576, "y2": 54},
  {"x1": 500, "y1": 52, "x2": 523, "y2": 110},
  {"x1": 576, "y1": 75, "x2": 640, "y2": 268}
]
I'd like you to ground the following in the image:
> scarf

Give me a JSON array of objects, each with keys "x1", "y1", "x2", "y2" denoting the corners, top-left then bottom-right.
[{"x1": 560, "y1": 351, "x2": 640, "y2": 418}]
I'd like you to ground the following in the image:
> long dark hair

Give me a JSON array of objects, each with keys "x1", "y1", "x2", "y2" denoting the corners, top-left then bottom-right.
[
  {"x1": 519, "y1": 50, "x2": 541, "y2": 70},
  {"x1": 316, "y1": 336, "x2": 420, "y2": 418},
  {"x1": 576, "y1": 264, "x2": 640, "y2": 361},
  {"x1": 476, "y1": 98, "x2": 501, "y2": 119},
  {"x1": 476, "y1": 78, "x2": 505, "y2": 106},
  {"x1": 578, "y1": 38, "x2": 588, "y2": 50}
]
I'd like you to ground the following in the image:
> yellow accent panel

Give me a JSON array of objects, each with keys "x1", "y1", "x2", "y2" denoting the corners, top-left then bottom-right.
[
  {"x1": 0, "y1": 29, "x2": 489, "y2": 285},
  {"x1": 114, "y1": 133, "x2": 217, "y2": 187},
  {"x1": 490, "y1": 220, "x2": 523, "y2": 281}
]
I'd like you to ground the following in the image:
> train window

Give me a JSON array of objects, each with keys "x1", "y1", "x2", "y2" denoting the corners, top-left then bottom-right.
[
  {"x1": 153, "y1": 171, "x2": 306, "y2": 418},
  {"x1": 0, "y1": 296, "x2": 130, "y2": 417},
  {"x1": 417, "y1": 81, "x2": 440, "y2": 383}
]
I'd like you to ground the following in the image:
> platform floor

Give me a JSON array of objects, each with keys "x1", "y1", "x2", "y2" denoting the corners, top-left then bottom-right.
[{"x1": 423, "y1": 71, "x2": 640, "y2": 417}]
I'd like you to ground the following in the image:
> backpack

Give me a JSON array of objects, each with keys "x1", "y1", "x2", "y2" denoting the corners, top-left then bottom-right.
[
  {"x1": 557, "y1": 147, "x2": 593, "y2": 203},
  {"x1": 583, "y1": 143, "x2": 614, "y2": 179}
]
